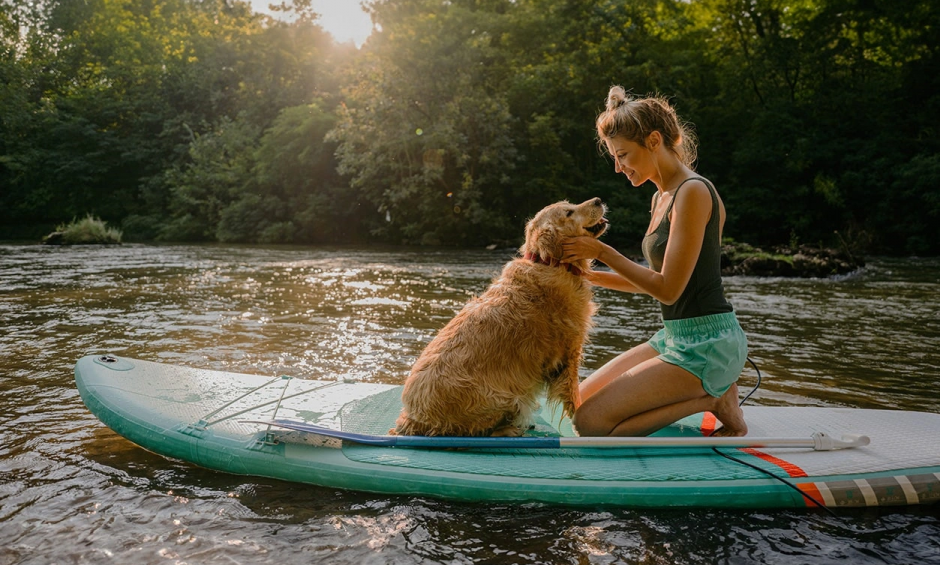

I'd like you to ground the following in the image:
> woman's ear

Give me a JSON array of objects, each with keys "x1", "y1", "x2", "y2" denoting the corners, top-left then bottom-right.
[{"x1": 646, "y1": 131, "x2": 663, "y2": 152}]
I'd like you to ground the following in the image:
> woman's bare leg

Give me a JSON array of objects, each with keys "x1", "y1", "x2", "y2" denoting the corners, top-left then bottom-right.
[
  {"x1": 579, "y1": 343, "x2": 659, "y2": 403},
  {"x1": 573, "y1": 356, "x2": 747, "y2": 437}
]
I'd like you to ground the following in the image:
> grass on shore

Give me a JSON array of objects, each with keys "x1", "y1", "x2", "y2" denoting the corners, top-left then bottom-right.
[{"x1": 43, "y1": 215, "x2": 123, "y2": 245}]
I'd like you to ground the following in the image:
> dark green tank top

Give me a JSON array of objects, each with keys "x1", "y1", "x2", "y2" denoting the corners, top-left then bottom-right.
[{"x1": 641, "y1": 177, "x2": 733, "y2": 321}]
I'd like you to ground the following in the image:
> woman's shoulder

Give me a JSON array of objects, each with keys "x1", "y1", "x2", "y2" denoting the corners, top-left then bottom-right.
[
  {"x1": 675, "y1": 177, "x2": 714, "y2": 201},
  {"x1": 678, "y1": 176, "x2": 715, "y2": 193},
  {"x1": 672, "y1": 177, "x2": 715, "y2": 218}
]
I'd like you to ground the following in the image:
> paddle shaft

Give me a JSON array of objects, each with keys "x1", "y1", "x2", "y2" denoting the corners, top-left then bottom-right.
[{"x1": 243, "y1": 419, "x2": 870, "y2": 451}]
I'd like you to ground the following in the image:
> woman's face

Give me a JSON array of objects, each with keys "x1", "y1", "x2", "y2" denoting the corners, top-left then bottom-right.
[{"x1": 604, "y1": 136, "x2": 653, "y2": 187}]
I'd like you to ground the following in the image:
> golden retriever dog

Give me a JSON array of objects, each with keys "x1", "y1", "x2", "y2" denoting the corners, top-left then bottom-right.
[{"x1": 393, "y1": 198, "x2": 608, "y2": 437}]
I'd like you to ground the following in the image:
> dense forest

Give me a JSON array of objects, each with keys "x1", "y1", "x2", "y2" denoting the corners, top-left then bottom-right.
[{"x1": 1, "y1": 0, "x2": 938, "y2": 255}]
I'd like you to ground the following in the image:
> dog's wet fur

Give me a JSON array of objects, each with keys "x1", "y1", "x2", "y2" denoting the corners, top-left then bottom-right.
[{"x1": 393, "y1": 198, "x2": 608, "y2": 437}]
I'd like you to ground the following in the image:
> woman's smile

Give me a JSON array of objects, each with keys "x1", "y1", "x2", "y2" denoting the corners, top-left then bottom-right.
[
  {"x1": 607, "y1": 137, "x2": 649, "y2": 185},
  {"x1": 624, "y1": 167, "x2": 641, "y2": 184}
]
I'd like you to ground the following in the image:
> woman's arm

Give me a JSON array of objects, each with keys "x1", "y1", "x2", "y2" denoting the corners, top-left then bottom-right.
[
  {"x1": 563, "y1": 180, "x2": 712, "y2": 304},
  {"x1": 584, "y1": 269, "x2": 646, "y2": 293}
]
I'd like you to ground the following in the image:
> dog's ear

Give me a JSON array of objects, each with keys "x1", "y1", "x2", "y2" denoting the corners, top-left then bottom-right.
[{"x1": 523, "y1": 218, "x2": 562, "y2": 263}]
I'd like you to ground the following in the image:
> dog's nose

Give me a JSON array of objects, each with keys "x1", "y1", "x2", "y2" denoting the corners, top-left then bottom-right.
[{"x1": 591, "y1": 197, "x2": 602, "y2": 206}]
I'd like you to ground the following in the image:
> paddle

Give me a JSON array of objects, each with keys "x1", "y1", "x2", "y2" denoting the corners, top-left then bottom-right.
[{"x1": 241, "y1": 419, "x2": 870, "y2": 451}]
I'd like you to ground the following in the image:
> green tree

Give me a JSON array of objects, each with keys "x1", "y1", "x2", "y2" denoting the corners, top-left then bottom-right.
[
  {"x1": 691, "y1": 0, "x2": 940, "y2": 253},
  {"x1": 155, "y1": 2, "x2": 349, "y2": 242},
  {"x1": 331, "y1": 0, "x2": 520, "y2": 246},
  {"x1": 3, "y1": 0, "x2": 937, "y2": 254},
  {"x1": 500, "y1": 0, "x2": 711, "y2": 247},
  {"x1": 203, "y1": 101, "x2": 352, "y2": 244},
  {"x1": 251, "y1": 102, "x2": 355, "y2": 243},
  {"x1": 0, "y1": 0, "x2": 347, "y2": 242},
  {"x1": 160, "y1": 116, "x2": 261, "y2": 241}
]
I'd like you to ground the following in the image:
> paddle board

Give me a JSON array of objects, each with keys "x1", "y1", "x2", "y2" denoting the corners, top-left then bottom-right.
[{"x1": 74, "y1": 354, "x2": 940, "y2": 508}]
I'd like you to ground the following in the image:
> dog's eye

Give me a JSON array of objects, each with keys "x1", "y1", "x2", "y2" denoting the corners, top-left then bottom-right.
[{"x1": 566, "y1": 210, "x2": 574, "y2": 217}]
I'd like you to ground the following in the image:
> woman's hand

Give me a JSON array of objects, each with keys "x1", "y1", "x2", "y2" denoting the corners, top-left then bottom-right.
[
  {"x1": 561, "y1": 236, "x2": 605, "y2": 264},
  {"x1": 563, "y1": 238, "x2": 646, "y2": 294}
]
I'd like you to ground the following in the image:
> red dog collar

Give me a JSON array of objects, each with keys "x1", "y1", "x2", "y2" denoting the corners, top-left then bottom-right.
[{"x1": 523, "y1": 252, "x2": 583, "y2": 277}]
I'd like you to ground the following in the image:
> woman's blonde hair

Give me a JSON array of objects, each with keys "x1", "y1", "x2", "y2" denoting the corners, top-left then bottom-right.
[{"x1": 596, "y1": 86, "x2": 698, "y2": 169}]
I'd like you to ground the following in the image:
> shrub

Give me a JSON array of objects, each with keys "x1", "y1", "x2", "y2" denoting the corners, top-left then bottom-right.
[{"x1": 42, "y1": 215, "x2": 123, "y2": 245}]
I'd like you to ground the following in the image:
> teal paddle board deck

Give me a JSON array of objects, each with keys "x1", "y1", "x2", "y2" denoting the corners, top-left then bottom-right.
[{"x1": 75, "y1": 355, "x2": 940, "y2": 508}]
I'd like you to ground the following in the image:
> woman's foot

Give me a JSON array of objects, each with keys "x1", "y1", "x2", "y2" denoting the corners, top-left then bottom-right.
[{"x1": 712, "y1": 383, "x2": 748, "y2": 437}]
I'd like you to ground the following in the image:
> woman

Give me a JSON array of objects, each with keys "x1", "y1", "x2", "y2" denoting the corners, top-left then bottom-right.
[{"x1": 561, "y1": 86, "x2": 748, "y2": 437}]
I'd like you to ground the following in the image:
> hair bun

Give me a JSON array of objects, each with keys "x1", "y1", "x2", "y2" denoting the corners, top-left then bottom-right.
[
  {"x1": 596, "y1": 86, "x2": 698, "y2": 169},
  {"x1": 606, "y1": 85, "x2": 629, "y2": 111}
]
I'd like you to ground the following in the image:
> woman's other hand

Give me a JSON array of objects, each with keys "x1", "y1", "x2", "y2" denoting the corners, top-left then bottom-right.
[{"x1": 561, "y1": 236, "x2": 605, "y2": 264}]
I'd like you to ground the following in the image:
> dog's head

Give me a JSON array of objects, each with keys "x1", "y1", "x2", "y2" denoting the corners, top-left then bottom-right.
[{"x1": 521, "y1": 198, "x2": 608, "y2": 264}]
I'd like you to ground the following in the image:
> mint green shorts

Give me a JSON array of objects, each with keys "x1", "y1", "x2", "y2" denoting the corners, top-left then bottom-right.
[{"x1": 647, "y1": 311, "x2": 748, "y2": 398}]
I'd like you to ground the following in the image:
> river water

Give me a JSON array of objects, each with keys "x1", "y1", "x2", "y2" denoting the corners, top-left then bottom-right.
[{"x1": 0, "y1": 243, "x2": 938, "y2": 564}]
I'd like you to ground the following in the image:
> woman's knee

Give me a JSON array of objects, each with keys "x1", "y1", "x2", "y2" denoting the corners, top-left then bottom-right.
[{"x1": 572, "y1": 404, "x2": 610, "y2": 437}]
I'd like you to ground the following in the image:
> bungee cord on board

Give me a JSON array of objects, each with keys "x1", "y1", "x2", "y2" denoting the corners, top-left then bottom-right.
[{"x1": 709, "y1": 357, "x2": 839, "y2": 517}]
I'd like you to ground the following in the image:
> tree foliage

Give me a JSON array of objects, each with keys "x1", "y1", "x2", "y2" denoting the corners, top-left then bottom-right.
[{"x1": 1, "y1": 0, "x2": 937, "y2": 254}]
